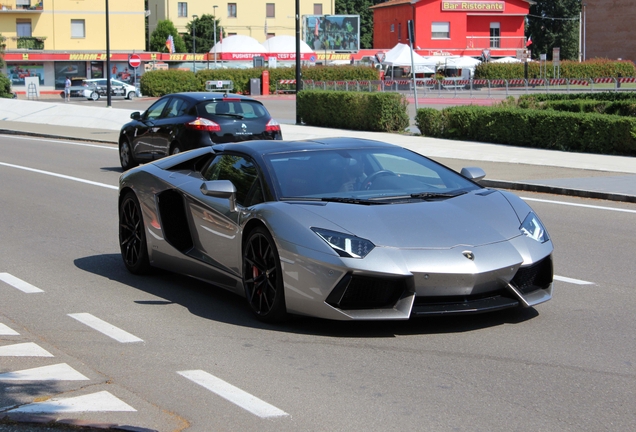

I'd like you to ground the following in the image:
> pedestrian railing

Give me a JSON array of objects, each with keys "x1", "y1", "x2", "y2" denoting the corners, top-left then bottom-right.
[{"x1": 275, "y1": 77, "x2": 636, "y2": 96}]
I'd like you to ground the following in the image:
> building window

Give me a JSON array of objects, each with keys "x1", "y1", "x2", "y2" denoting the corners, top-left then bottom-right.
[
  {"x1": 390, "y1": 24, "x2": 394, "y2": 33},
  {"x1": 228, "y1": 3, "x2": 237, "y2": 18},
  {"x1": 431, "y1": 22, "x2": 450, "y2": 39},
  {"x1": 16, "y1": 20, "x2": 32, "y2": 37},
  {"x1": 266, "y1": 3, "x2": 275, "y2": 18},
  {"x1": 178, "y1": 2, "x2": 187, "y2": 17},
  {"x1": 71, "y1": 19, "x2": 85, "y2": 38},
  {"x1": 228, "y1": 32, "x2": 237, "y2": 37},
  {"x1": 490, "y1": 22, "x2": 500, "y2": 48},
  {"x1": 267, "y1": 33, "x2": 275, "y2": 39},
  {"x1": 314, "y1": 3, "x2": 322, "y2": 15},
  {"x1": 398, "y1": 23, "x2": 402, "y2": 41}
]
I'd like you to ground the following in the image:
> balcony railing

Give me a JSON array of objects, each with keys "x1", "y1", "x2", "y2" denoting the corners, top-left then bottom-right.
[
  {"x1": 4, "y1": 36, "x2": 46, "y2": 50},
  {"x1": 0, "y1": 1, "x2": 43, "y2": 11},
  {"x1": 466, "y1": 36, "x2": 527, "y2": 50}
]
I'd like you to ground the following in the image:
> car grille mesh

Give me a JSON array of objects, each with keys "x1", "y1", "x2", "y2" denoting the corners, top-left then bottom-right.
[
  {"x1": 327, "y1": 275, "x2": 406, "y2": 310},
  {"x1": 511, "y1": 256, "x2": 553, "y2": 294}
]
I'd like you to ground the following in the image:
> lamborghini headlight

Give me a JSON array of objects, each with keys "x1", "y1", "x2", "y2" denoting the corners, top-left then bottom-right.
[
  {"x1": 520, "y1": 212, "x2": 549, "y2": 243},
  {"x1": 311, "y1": 228, "x2": 375, "y2": 259}
]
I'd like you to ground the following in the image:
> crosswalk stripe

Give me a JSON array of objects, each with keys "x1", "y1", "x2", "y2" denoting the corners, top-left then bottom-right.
[
  {"x1": 68, "y1": 313, "x2": 143, "y2": 343},
  {"x1": 8, "y1": 391, "x2": 136, "y2": 413},
  {"x1": 0, "y1": 363, "x2": 89, "y2": 381},
  {"x1": 0, "y1": 273, "x2": 44, "y2": 293},
  {"x1": 178, "y1": 370, "x2": 289, "y2": 419},
  {"x1": 0, "y1": 342, "x2": 54, "y2": 357},
  {"x1": 0, "y1": 323, "x2": 19, "y2": 335}
]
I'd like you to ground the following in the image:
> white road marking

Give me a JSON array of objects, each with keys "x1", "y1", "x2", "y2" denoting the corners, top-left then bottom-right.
[
  {"x1": 554, "y1": 275, "x2": 595, "y2": 285},
  {"x1": 68, "y1": 313, "x2": 143, "y2": 343},
  {"x1": 0, "y1": 162, "x2": 118, "y2": 190},
  {"x1": 178, "y1": 370, "x2": 289, "y2": 419},
  {"x1": 522, "y1": 197, "x2": 636, "y2": 214},
  {"x1": 7, "y1": 391, "x2": 136, "y2": 413},
  {"x1": 0, "y1": 363, "x2": 89, "y2": 381},
  {"x1": 0, "y1": 342, "x2": 53, "y2": 357},
  {"x1": 0, "y1": 323, "x2": 19, "y2": 335},
  {"x1": 0, "y1": 273, "x2": 44, "y2": 293},
  {"x1": 6, "y1": 135, "x2": 116, "y2": 150}
]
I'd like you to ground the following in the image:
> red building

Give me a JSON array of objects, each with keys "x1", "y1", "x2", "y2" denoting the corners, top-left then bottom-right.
[{"x1": 370, "y1": 0, "x2": 532, "y2": 58}]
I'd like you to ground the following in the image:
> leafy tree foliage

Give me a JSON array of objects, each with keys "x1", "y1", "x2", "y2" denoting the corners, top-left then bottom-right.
[
  {"x1": 184, "y1": 14, "x2": 222, "y2": 54},
  {"x1": 150, "y1": 19, "x2": 186, "y2": 53},
  {"x1": 526, "y1": 0, "x2": 580, "y2": 61},
  {"x1": 336, "y1": 0, "x2": 385, "y2": 49},
  {"x1": 0, "y1": 33, "x2": 5, "y2": 69}
]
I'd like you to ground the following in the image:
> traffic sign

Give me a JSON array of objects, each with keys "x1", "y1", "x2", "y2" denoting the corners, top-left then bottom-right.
[{"x1": 128, "y1": 54, "x2": 141, "y2": 69}]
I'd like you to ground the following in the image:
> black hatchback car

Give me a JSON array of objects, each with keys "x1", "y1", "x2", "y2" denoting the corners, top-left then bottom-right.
[{"x1": 118, "y1": 92, "x2": 282, "y2": 170}]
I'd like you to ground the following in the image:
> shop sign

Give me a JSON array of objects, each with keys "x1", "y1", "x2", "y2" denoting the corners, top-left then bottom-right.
[{"x1": 442, "y1": 2, "x2": 505, "y2": 12}]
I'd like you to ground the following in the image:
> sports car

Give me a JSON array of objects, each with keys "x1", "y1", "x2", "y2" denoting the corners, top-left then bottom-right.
[{"x1": 118, "y1": 138, "x2": 553, "y2": 322}]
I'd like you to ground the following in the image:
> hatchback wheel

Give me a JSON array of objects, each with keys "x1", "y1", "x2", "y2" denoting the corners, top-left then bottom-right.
[
  {"x1": 127, "y1": 91, "x2": 136, "y2": 100},
  {"x1": 119, "y1": 192, "x2": 150, "y2": 275},
  {"x1": 119, "y1": 138, "x2": 138, "y2": 170},
  {"x1": 170, "y1": 143, "x2": 181, "y2": 155},
  {"x1": 90, "y1": 91, "x2": 99, "y2": 101},
  {"x1": 243, "y1": 227, "x2": 287, "y2": 322}
]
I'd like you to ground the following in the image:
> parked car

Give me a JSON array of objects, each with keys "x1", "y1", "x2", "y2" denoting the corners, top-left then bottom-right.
[
  {"x1": 118, "y1": 92, "x2": 283, "y2": 170},
  {"x1": 118, "y1": 137, "x2": 553, "y2": 322},
  {"x1": 81, "y1": 78, "x2": 138, "y2": 100},
  {"x1": 59, "y1": 77, "x2": 90, "y2": 99}
]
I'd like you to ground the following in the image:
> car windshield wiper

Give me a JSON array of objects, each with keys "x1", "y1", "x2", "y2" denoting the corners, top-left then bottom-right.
[
  {"x1": 410, "y1": 191, "x2": 468, "y2": 200},
  {"x1": 321, "y1": 197, "x2": 389, "y2": 205}
]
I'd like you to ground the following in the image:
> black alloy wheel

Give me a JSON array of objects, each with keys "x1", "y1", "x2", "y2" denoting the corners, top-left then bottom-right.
[
  {"x1": 243, "y1": 227, "x2": 287, "y2": 322},
  {"x1": 119, "y1": 137, "x2": 137, "y2": 170},
  {"x1": 170, "y1": 143, "x2": 181, "y2": 155},
  {"x1": 119, "y1": 192, "x2": 150, "y2": 275}
]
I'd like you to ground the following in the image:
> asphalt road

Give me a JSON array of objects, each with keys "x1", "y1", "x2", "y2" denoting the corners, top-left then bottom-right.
[{"x1": 1, "y1": 134, "x2": 635, "y2": 431}]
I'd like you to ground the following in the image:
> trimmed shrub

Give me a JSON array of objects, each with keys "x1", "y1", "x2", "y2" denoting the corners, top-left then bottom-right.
[
  {"x1": 0, "y1": 74, "x2": 13, "y2": 98},
  {"x1": 474, "y1": 59, "x2": 636, "y2": 80},
  {"x1": 297, "y1": 90, "x2": 409, "y2": 132},
  {"x1": 140, "y1": 69, "x2": 201, "y2": 96},
  {"x1": 415, "y1": 108, "x2": 445, "y2": 137},
  {"x1": 416, "y1": 105, "x2": 636, "y2": 156}
]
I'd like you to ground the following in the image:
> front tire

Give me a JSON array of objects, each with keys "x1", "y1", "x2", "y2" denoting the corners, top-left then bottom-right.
[
  {"x1": 243, "y1": 227, "x2": 287, "y2": 322},
  {"x1": 170, "y1": 143, "x2": 181, "y2": 155},
  {"x1": 119, "y1": 137, "x2": 138, "y2": 170},
  {"x1": 119, "y1": 192, "x2": 151, "y2": 275},
  {"x1": 89, "y1": 91, "x2": 99, "y2": 101},
  {"x1": 127, "y1": 91, "x2": 136, "y2": 100}
]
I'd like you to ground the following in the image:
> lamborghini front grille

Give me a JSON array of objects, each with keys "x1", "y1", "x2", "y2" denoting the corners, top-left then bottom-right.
[
  {"x1": 511, "y1": 256, "x2": 553, "y2": 294},
  {"x1": 326, "y1": 275, "x2": 407, "y2": 310}
]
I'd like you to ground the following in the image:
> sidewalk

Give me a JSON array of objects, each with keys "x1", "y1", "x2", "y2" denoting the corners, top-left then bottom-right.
[{"x1": 1, "y1": 98, "x2": 635, "y2": 203}]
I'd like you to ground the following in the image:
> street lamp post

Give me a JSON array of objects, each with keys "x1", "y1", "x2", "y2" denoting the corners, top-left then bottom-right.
[
  {"x1": 582, "y1": 3, "x2": 586, "y2": 61},
  {"x1": 192, "y1": 15, "x2": 198, "y2": 72},
  {"x1": 105, "y1": 0, "x2": 111, "y2": 107},
  {"x1": 213, "y1": 5, "x2": 218, "y2": 69}
]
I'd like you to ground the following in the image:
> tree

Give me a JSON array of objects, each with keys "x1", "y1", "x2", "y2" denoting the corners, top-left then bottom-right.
[
  {"x1": 526, "y1": 0, "x2": 580, "y2": 61},
  {"x1": 183, "y1": 14, "x2": 221, "y2": 54},
  {"x1": 0, "y1": 33, "x2": 6, "y2": 69},
  {"x1": 335, "y1": 0, "x2": 385, "y2": 49},
  {"x1": 150, "y1": 19, "x2": 186, "y2": 53}
]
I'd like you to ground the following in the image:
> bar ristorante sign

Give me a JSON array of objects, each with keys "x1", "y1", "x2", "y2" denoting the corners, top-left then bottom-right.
[{"x1": 442, "y1": 1, "x2": 505, "y2": 12}]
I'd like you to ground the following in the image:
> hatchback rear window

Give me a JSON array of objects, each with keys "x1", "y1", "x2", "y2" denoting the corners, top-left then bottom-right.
[{"x1": 198, "y1": 100, "x2": 268, "y2": 119}]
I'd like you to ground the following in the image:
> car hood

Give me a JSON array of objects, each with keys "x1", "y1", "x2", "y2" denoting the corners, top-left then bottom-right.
[{"x1": 293, "y1": 190, "x2": 523, "y2": 249}]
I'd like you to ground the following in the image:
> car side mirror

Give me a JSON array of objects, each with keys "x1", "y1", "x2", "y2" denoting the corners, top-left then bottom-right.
[
  {"x1": 200, "y1": 180, "x2": 238, "y2": 212},
  {"x1": 130, "y1": 112, "x2": 141, "y2": 120},
  {"x1": 460, "y1": 167, "x2": 486, "y2": 182}
]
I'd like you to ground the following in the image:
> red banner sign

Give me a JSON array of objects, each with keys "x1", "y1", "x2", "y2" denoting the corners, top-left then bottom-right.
[{"x1": 441, "y1": 1, "x2": 505, "y2": 12}]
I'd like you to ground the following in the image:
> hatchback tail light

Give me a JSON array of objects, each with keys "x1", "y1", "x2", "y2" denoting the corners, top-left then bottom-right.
[
  {"x1": 186, "y1": 117, "x2": 221, "y2": 132},
  {"x1": 265, "y1": 119, "x2": 281, "y2": 133}
]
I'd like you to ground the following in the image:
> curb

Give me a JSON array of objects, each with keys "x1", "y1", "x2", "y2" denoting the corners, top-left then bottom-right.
[{"x1": 0, "y1": 129, "x2": 117, "y2": 145}]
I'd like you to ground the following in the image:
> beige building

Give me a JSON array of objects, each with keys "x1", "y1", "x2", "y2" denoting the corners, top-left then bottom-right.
[
  {"x1": 1, "y1": 0, "x2": 145, "y2": 91},
  {"x1": 148, "y1": 0, "x2": 335, "y2": 42}
]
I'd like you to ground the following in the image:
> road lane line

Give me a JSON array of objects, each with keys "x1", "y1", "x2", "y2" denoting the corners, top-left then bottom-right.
[
  {"x1": 68, "y1": 313, "x2": 143, "y2": 343},
  {"x1": 178, "y1": 370, "x2": 289, "y2": 418},
  {"x1": 0, "y1": 162, "x2": 117, "y2": 190},
  {"x1": 0, "y1": 323, "x2": 19, "y2": 335},
  {"x1": 7, "y1": 390, "x2": 136, "y2": 413},
  {"x1": 4, "y1": 135, "x2": 116, "y2": 150},
  {"x1": 0, "y1": 273, "x2": 44, "y2": 293},
  {"x1": 522, "y1": 197, "x2": 636, "y2": 214},
  {"x1": 0, "y1": 342, "x2": 54, "y2": 357},
  {"x1": 554, "y1": 275, "x2": 595, "y2": 285},
  {"x1": 0, "y1": 363, "x2": 89, "y2": 381}
]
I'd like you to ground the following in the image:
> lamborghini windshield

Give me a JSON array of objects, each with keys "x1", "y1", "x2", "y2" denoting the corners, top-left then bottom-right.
[{"x1": 266, "y1": 147, "x2": 481, "y2": 200}]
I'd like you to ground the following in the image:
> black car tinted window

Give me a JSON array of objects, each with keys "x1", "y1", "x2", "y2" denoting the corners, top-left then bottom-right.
[
  {"x1": 165, "y1": 98, "x2": 189, "y2": 118},
  {"x1": 198, "y1": 100, "x2": 268, "y2": 119},
  {"x1": 144, "y1": 98, "x2": 170, "y2": 121}
]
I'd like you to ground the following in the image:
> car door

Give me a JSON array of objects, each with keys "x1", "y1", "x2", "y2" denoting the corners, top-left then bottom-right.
[
  {"x1": 150, "y1": 96, "x2": 190, "y2": 158},
  {"x1": 131, "y1": 97, "x2": 170, "y2": 161},
  {"x1": 110, "y1": 79, "x2": 126, "y2": 97},
  {"x1": 185, "y1": 153, "x2": 264, "y2": 277},
  {"x1": 94, "y1": 79, "x2": 108, "y2": 96}
]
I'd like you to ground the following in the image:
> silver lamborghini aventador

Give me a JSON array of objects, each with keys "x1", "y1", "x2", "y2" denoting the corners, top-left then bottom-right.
[{"x1": 118, "y1": 138, "x2": 553, "y2": 322}]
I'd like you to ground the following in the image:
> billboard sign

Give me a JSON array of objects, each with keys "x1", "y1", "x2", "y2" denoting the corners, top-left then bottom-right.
[{"x1": 303, "y1": 15, "x2": 360, "y2": 53}]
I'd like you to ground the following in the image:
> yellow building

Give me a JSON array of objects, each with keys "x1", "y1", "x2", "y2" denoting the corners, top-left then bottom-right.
[
  {"x1": 148, "y1": 0, "x2": 335, "y2": 42},
  {"x1": 1, "y1": 0, "x2": 145, "y2": 91}
]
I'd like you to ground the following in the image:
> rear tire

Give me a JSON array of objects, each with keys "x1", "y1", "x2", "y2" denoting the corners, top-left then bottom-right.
[
  {"x1": 119, "y1": 192, "x2": 151, "y2": 275},
  {"x1": 90, "y1": 91, "x2": 99, "y2": 101},
  {"x1": 243, "y1": 227, "x2": 287, "y2": 322},
  {"x1": 170, "y1": 143, "x2": 181, "y2": 155}
]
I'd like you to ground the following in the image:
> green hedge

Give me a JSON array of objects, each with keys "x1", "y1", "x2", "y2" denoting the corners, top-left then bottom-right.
[
  {"x1": 141, "y1": 65, "x2": 380, "y2": 96},
  {"x1": 474, "y1": 59, "x2": 636, "y2": 80},
  {"x1": 415, "y1": 106, "x2": 636, "y2": 156},
  {"x1": 298, "y1": 90, "x2": 409, "y2": 132},
  {"x1": 519, "y1": 92, "x2": 636, "y2": 102},
  {"x1": 538, "y1": 100, "x2": 636, "y2": 116},
  {"x1": 0, "y1": 74, "x2": 13, "y2": 98}
]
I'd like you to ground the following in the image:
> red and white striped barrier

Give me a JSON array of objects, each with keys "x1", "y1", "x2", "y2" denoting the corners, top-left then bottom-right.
[
  {"x1": 278, "y1": 80, "x2": 296, "y2": 84},
  {"x1": 569, "y1": 79, "x2": 589, "y2": 86},
  {"x1": 490, "y1": 79, "x2": 506, "y2": 86},
  {"x1": 618, "y1": 77, "x2": 636, "y2": 83},
  {"x1": 528, "y1": 79, "x2": 545, "y2": 85},
  {"x1": 508, "y1": 79, "x2": 526, "y2": 85},
  {"x1": 594, "y1": 77, "x2": 614, "y2": 84},
  {"x1": 549, "y1": 78, "x2": 567, "y2": 85},
  {"x1": 472, "y1": 79, "x2": 488, "y2": 85}
]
